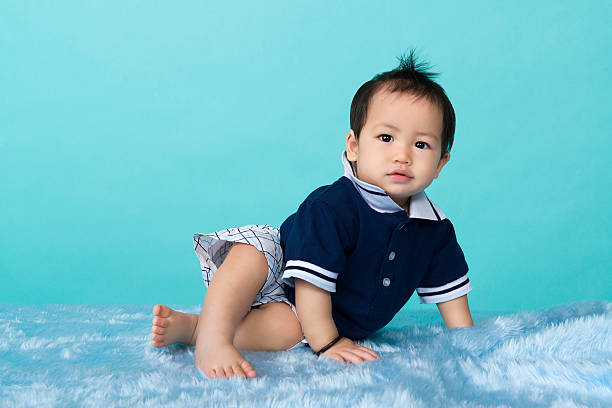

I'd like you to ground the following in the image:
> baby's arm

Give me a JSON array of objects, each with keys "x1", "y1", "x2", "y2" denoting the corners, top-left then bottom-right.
[
  {"x1": 294, "y1": 279, "x2": 379, "y2": 363},
  {"x1": 436, "y1": 294, "x2": 474, "y2": 329}
]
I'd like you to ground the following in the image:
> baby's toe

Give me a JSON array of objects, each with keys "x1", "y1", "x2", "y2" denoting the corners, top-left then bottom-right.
[
  {"x1": 152, "y1": 317, "x2": 169, "y2": 328},
  {"x1": 240, "y1": 360, "x2": 257, "y2": 378},
  {"x1": 152, "y1": 326, "x2": 166, "y2": 335},
  {"x1": 212, "y1": 367, "x2": 227, "y2": 378},
  {"x1": 150, "y1": 338, "x2": 165, "y2": 348},
  {"x1": 231, "y1": 364, "x2": 247, "y2": 378},
  {"x1": 224, "y1": 366, "x2": 236, "y2": 378},
  {"x1": 153, "y1": 304, "x2": 172, "y2": 318}
]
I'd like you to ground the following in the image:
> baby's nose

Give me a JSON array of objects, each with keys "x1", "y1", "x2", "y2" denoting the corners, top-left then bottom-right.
[{"x1": 394, "y1": 149, "x2": 412, "y2": 164}]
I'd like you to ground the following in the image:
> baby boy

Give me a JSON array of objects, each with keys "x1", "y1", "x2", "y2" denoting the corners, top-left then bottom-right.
[{"x1": 150, "y1": 50, "x2": 474, "y2": 379}]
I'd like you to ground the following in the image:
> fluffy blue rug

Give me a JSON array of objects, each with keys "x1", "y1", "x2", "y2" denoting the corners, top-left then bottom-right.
[{"x1": 1, "y1": 301, "x2": 611, "y2": 407}]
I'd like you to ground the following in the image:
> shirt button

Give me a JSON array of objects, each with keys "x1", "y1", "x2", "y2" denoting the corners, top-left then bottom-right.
[
  {"x1": 388, "y1": 251, "x2": 395, "y2": 261},
  {"x1": 382, "y1": 278, "x2": 391, "y2": 287}
]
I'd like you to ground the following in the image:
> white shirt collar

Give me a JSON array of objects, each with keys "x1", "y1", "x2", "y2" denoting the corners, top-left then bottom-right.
[{"x1": 341, "y1": 150, "x2": 446, "y2": 221}]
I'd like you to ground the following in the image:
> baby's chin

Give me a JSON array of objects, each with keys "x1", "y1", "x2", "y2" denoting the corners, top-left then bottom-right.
[{"x1": 385, "y1": 187, "x2": 417, "y2": 198}]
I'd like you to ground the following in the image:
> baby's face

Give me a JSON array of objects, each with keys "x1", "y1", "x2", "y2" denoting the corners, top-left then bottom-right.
[{"x1": 346, "y1": 88, "x2": 450, "y2": 210}]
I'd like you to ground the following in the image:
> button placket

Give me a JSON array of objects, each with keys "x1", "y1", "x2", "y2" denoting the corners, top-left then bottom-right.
[
  {"x1": 383, "y1": 251, "x2": 395, "y2": 287},
  {"x1": 370, "y1": 237, "x2": 399, "y2": 314}
]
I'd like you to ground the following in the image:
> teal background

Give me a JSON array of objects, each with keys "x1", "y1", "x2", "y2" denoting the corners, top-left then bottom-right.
[{"x1": 1, "y1": 1, "x2": 610, "y2": 313}]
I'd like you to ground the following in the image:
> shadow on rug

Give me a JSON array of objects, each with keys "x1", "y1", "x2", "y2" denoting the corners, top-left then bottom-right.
[{"x1": 1, "y1": 300, "x2": 611, "y2": 407}]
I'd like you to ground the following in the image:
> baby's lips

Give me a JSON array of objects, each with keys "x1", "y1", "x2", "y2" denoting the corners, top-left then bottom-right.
[{"x1": 388, "y1": 170, "x2": 413, "y2": 177}]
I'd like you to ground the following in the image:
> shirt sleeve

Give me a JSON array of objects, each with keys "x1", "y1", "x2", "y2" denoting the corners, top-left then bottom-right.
[
  {"x1": 417, "y1": 219, "x2": 472, "y2": 304},
  {"x1": 281, "y1": 199, "x2": 354, "y2": 292}
]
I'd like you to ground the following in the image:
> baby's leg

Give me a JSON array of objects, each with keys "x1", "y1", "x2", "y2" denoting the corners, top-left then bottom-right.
[
  {"x1": 196, "y1": 242, "x2": 266, "y2": 379},
  {"x1": 152, "y1": 242, "x2": 302, "y2": 379},
  {"x1": 232, "y1": 301, "x2": 303, "y2": 350}
]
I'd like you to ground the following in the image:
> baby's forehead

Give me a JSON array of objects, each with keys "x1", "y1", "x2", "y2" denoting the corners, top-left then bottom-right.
[{"x1": 366, "y1": 88, "x2": 444, "y2": 128}]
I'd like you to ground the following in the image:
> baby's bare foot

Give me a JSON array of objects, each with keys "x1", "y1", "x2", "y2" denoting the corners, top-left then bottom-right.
[
  {"x1": 196, "y1": 342, "x2": 257, "y2": 379},
  {"x1": 150, "y1": 304, "x2": 199, "y2": 348}
]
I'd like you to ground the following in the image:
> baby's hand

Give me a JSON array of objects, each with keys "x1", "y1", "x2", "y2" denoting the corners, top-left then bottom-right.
[{"x1": 320, "y1": 337, "x2": 379, "y2": 364}]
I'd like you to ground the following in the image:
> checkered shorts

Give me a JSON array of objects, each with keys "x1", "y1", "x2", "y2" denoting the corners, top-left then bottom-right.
[{"x1": 193, "y1": 224, "x2": 295, "y2": 314}]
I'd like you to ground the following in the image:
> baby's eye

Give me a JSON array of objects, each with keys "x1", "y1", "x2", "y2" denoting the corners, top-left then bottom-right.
[
  {"x1": 415, "y1": 141, "x2": 430, "y2": 149},
  {"x1": 378, "y1": 134, "x2": 393, "y2": 143}
]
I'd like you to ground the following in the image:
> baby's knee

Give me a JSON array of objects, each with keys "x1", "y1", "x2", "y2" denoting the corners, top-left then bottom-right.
[{"x1": 228, "y1": 242, "x2": 269, "y2": 269}]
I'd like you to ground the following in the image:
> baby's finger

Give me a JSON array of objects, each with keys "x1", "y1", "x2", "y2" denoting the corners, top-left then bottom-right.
[
  {"x1": 356, "y1": 346, "x2": 380, "y2": 360},
  {"x1": 341, "y1": 347, "x2": 378, "y2": 362},
  {"x1": 337, "y1": 349, "x2": 366, "y2": 364},
  {"x1": 323, "y1": 352, "x2": 346, "y2": 364},
  {"x1": 356, "y1": 349, "x2": 379, "y2": 361}
]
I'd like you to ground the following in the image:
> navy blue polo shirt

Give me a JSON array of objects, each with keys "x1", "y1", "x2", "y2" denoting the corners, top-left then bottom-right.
[{"x1": 279, "y1": 150, "x2": 472, "y2": 340}]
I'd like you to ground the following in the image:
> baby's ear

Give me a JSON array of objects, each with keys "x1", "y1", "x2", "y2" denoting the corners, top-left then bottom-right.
[
  {"x1": 345, "y1": 130, "x2": 359, "y2": 160},
  {"x1": 434, "y1": 152, "x2": 451, "y2": 178}
]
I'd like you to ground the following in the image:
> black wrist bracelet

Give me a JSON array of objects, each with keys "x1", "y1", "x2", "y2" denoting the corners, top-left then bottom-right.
[{"x1": 313, "y1": 335, "x2": 343, "y2": 356}]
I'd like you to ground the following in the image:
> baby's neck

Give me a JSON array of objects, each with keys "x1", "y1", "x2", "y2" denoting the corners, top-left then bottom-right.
[{"x1": 388, "y1": 195, "x2": 410, "y2": 213}]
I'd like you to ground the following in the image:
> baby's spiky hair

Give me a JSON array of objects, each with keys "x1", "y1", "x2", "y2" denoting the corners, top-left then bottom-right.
[
  {"x1": 383, "y1": 49, "x2": 439, "y2": 81},
  {"x1": 349, "y1": 48, "x2": 456, "y2": 159}
]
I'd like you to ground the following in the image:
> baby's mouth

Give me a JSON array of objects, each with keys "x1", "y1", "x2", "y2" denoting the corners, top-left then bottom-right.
[
  {"x1": 387, "y1": 173, "x2": 413, "y2": 181},
  {"x1": 388, "y1": 169, "x2": 413, "y2": 178}
]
